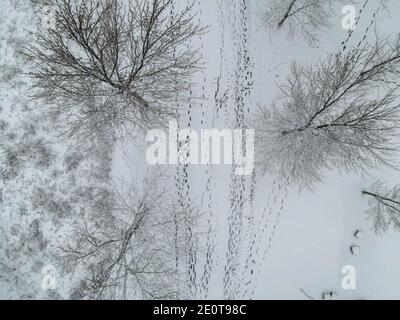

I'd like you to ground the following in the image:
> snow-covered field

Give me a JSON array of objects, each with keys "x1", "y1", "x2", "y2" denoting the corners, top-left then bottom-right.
[{"x1": 1, "y1": 0, "x2": 400, "y2": 300}]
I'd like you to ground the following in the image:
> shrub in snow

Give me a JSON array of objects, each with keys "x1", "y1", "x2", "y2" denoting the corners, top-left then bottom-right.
[
  {"x1": 0, "y1": 120, "x2": 9, "y2": 132},
  {"x1": 31, "y1": 187, "x2": 72, "y2": 219},
  {"x1": 63, "y1": 150, "x2": 84, "y2": 173},
  {"x1": 21, "y1": 121, "x2": 37, "y2": 137},
  {"x1": 29, "y1": 139, "x2": 56, "y2": 169},
  {"x1": 3, "y1": 146, "x2": 24, "y2": 178}
]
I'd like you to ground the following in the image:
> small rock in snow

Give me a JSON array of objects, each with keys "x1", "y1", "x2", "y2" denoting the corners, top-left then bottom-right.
[
  {"x1": 354, "y1": 230, "x2": 364, "y2": 239},
  {"x1": 350, "y1": 245, "x2": 360, "y2": 256}
]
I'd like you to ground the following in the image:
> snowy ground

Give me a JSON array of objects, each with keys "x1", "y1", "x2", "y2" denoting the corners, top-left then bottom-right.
[
  {"x1": 250, "y1": 0, "x2": 400, "y2": 300},
  {"x1": 114, "y1": 0, "x2": 400, "y2": 300},
  {"x1": 2, "y1": 0, "x2": 400, "y2": 300}
]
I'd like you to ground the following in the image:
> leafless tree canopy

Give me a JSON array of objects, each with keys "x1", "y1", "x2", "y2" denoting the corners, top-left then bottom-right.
[
  {"x1": 364, "y1": 182, "x2": 400, "y2": 235},
  {"x1": 62, "y1": 170, "x2": 194, "y2": 300},
  {"x1": 23, "y1": 0, "x2": 204, "y2": 137},
  {"x1": 263, "y1": 0, "x2": 345, "y2": 45},
  {"x1": 255, "y1": 36, "x2": 400, "y2": 188}
]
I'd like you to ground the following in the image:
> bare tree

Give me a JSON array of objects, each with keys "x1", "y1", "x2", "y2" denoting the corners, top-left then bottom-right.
[
  {"x1": 263, "y1": 0, "x2": 347, "y2": 45},
  {"x1": 364, "y1": 182, "x2": 400, "y2": 235},
  {"x1": 22, "y1": 0, "x2": 204, "y2": 138},
  {"x1": 62, "y1": 170, "x2": 197, "y2": 300},
  {"x1": 255, "y1": 36, "x2": 400, "y2": 188}
]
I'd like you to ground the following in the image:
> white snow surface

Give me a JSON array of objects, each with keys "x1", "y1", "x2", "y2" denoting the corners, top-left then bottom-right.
[
  {"x1": 2, "y1": 0, "x2": 400, "y2": 300},
  {"x1": 114, "y1": 0, "x2": 400, "y2": 300}
]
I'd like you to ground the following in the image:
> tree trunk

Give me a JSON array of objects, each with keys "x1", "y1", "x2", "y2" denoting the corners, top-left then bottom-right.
[{"x1": 278, "y1": 0, "x2": 298, "y2": 28}]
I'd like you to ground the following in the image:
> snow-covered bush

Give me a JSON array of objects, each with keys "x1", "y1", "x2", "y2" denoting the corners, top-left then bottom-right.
[
  {"x1": 63, "y1": 150, "x2": 84, "y2": 173},
  {"x1": 31, "y1": 187, "x2": 72, "y2": 219}
]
